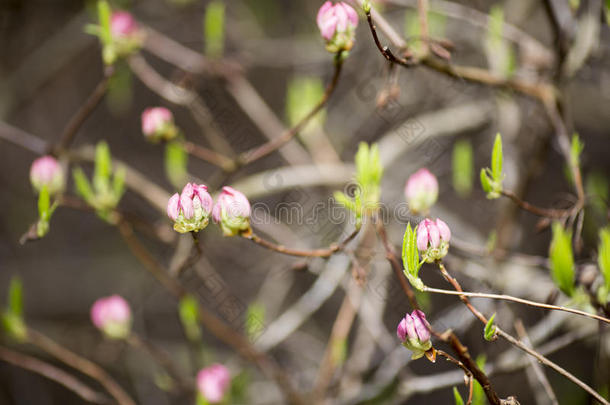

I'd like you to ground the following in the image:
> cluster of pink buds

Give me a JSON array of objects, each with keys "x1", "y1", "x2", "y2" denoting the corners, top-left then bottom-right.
[
  {"x1": 397, "y1": 310, "x2": 432, "y2": 360},
  {"x1": 197, "y1": 363, "x2": 231, "y2": 404},
  {"x1": 90, "y1": 295, "x2": 132, "y2": 339},
  {"x1": 30, "y1": 156, "x2": 64, "y2": 195},
  {"x1": 102, "y1": 11, "x2": 143, "y2": 64},
  {"x1": 405, "y1": 168, "x2": 438, "y2": 215},
  {"x1": 167, "y1": 183, "x2": 214, "y2": 233},
  {"x1": 212, "y1": 187, "x2": 252, "y2": 236},
  {"x1": 417, "y1": 218, "x2": 451, "y2": 262},
  {"x1": 317, "y1": 1, "x2": 359, "y2": 53},
  {"x1": 141, "y1": 107, "x2": 179, "y2": 142}
]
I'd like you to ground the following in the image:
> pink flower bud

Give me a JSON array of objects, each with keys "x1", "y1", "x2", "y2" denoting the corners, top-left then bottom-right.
[
  {"x1": 316, "y1": 1, "x2": 358, "y2": 52},
  {"x1": 212, "y1": 186, "x2": 251, "y2": 236},
  {"x1": 110, "y1": 11, "x2": 138, "y2": 38},
  {"x1": 141, "y1": 107, "x2": 177, "y2": 141},
  {"x1": 397, "y1": 310, "x2": 432, "y2": 359},
  {"x1": 405, "y1": 168, "x2": 438, "y2": 214},
  {"x1": 197, "y1": 364, "x2": 230, "y2": 404},
  {"x1": 90, "y1": 295, "x2": 131, "y2": 339},
  {"x1": 30, "y1": 156, "x2": 64, "y2": 195},
  {"x1": 167, "y1": 183, "x2": 213, "y2": 233},
  {"x1": 416, "y1": 218, "x2": 451, "y2": 262}
]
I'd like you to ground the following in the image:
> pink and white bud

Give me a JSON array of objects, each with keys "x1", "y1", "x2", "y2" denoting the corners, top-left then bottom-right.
[
  {"x1": 416, "y1": 218, "x2": 451, "y2": 262},
  {"x1": 197, "y1": 364, "x2": 230, "y2": 404},
  {"x1": 90, "y1": 295, "x2": 132, "y2": 339},
  {"x1": 405, "y1": 168, "x2": 438, "y2": 214},
  {"x1": 30, "y1": 156, "x2": 64, "y2": 195},
  {"x1": 397, "y1": 310, "x2": 432, "y2": 359},
  {"x1": 110, "y1": 11, "x2": 138, "y2": 38},
  {"x1": 141, "y1": 107, "x2": 178, "y2": 142},
  {"x1": 212, "y1": 186, "x2": 251, "y2": 236},
  {"x1": 167, "y1": 183, "x2": 213, "y2": 233},
  {"x1": 316, "y1": 1, "x2": 358, "y2": 53}
]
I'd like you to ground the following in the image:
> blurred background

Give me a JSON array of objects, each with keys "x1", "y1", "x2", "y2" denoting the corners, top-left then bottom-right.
[{"x1": 1, "y1": 0, "x2": 610, "y2": 403}]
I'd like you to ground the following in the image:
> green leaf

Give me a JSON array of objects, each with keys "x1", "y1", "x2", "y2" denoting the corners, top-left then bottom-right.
[
  {"x1": 452, "y1": 139, "x2": 474, "y2": 197},
  {"x1": 491, "y1": 133, "x2": 503, "y2": 182},
  {"x1": 178, "y1": 295, "x2": 201, "y2": 342},
  {"x1": 165, "y1": 141, "x2": 188, "y2": 188},
  {"x1": 97, "y1": 0, "x2": 112, "y2": 46},
  {"x1": 549, "y1": 222, "x2": 575, "y2": 296},
  {"x1": 453, "y1": 387, "x2": 465, "y2": 405},
  {"x1": 204, "y1": 1, "x2": 225, "y2": 59},
  {"x1": 599, "y1": 228, "x2": 610, "y2": 290},
  {"x1": 570, "y1": 133, "x2": 584, "y2": 168},
  {"x1": 245, "y1": 302, "x2": 265, "y2": 342},
  {"x1": 484, "y1": 313, "x2": 497, "y2": 341},
  {"x1": 402, "y1": 223, "x2": 421, "y2": 280},
  {"x1": 37, "y1": 186, "x2": 50, "y2": 220},
  {"x1": 94, "y1": 141, "x2": 112, "y2": 193},
  {"x1": 472, "y1": 355, "x2": 487, "y2": 405},
  {"x1": 480, "y1": 168, "x2": 492, "y2": 193},
  {"x1": 112, "y1": 165, "x2": 126, "y2": 202},
  {"x1": 8, "y1": 277, "x2": 23, "y2": 318},
  {"x1": 72, "y1": 168, "x2": 94, "y2": 203},
  {"x1": 585, "y1": 172, "x2": 609, "y2": 217},
  {"x1": 286, "y1": 76, "x2": 325, "y2": 128},
  {"x1": 1, "y1": 312, "x2": 27, "y2": 342}
]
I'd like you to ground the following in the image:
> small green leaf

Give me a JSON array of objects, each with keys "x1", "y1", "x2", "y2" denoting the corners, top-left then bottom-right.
[
  {"x1": 204, "y1": 1, "x2": 225, "y2": 59},
  {"x1": 484, "y1": 313, "x2": 497, "y2": 341},
  {"x1": 245, "y1": 302, "x2": 265, "y2": 342},
  {"x1": 599, "y1": 228, "x2": 610, "y2": 291},
  {"x1": 570, "y1": 133, "x2": 584, "y2": 168},
  {"x1": 491, "y1": 133, "x2": 503, "y2": 182},
  {"x1": 94, "y1": 141, "x2": 112, "y2": 193},
  {"x1": 549, "y1": 222, "x2": 575, "y2": 296},
  {"x1": 286, "y1": 76, "x2": 325, "y2": 129},
  {"x1": 8, "y1": 277, "x2": 23, "y2": 318},
  {"x1": 480, "y1": 168, "x2": 492, "y2": 193},
  {"x1": 472, "y1": 355, "x2": 487, "y2": 405},
  {"x1": 453, "y1": 387, "x2": 465, "y2": 405},
  {"x1": 402, "y1": 223, "x2": 421, "y2": 281},
  {"x1": 452, "y1": 139, "x2": 474, "y2": 197},
  {"x1": 1, "y1": 312, "x2": 27, "y2": 342},
  {"x1": 73, "y1": 168, "x2": 94, "y2": 203},
  {"x1": 97, "y1": 0, "x2": 112, "y2": 46},
  {"x1": 165, "y1": 141, "x2": 188, "y2": 188},
  {"x1": 178, "y1": 295, "x2": 201, "y2": 342},
  {"x1": 37, "y1": 186, "x2": 50, "y2": 220}
]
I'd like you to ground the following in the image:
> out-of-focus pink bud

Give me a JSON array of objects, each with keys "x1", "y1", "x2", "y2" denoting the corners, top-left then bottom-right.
[
  {"x1": 416, "y1": 218, "x2": 451, "y2": 262},
  {"x1": 90, "y1": 295, "x2": 132, "y2": 339},
  {"x1": 197, "y1": 364, "x2": 230, "y2": 404},
  {"x1": 110, "y1": 11, "x2": 138, "y2": 38},
  {"x1": 30, "y1": 156, "x2": 64, "y2": 195},
  {"x1": 167, "y1": 183, "x2": 213, "y2": 233},
  {"x1": 405, "y1": 168, "x2": 438, "y2": 214},
  {"x1": 141, "y1": 107, "x2": 178, "y2": 142},
  {"x1": 316, "y1": 1, "x2": 358, "y2": 52},
  {"x1": 212, "y1": 186, "x2": 251, "y2": 236},
  {"x1": 397, "y1": 310, "x2": 432, "y2": 359}
]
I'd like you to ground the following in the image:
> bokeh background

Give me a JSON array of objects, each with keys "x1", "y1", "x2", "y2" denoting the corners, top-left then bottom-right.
[{"x1": 1, "y1": 0, "x2": 610, "y2": 404}]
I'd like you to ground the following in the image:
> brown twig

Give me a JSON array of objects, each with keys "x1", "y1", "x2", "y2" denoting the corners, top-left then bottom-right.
[
  {"x1": 181, "y1": 140, "x2": 237, "y2": 171},
  {"x1": 436, "y1": 349, "x2": 474, "y2": 405},
  {"x1": 0, "y1": 345, "x2": 108, "y2": 404},
  {"x1": 500, "y1": 190, "x2": 570, "y2": 218},
  {"x1": 422, "y1": 286, "x2": 610, "y2": 324},
  {"x1": 238, "y1": 55, "x2": 344, "y2": 165},
  {"x1": 54, "y1": 66, "x2": 114, "y2": 152},
  {"x1": 26, "y1": 328, "x2": 136, "y2": 405},
  {"x1": 245, "y1": 226, "x2": 360, "y2": 258},
  {"x1": 437, "y1": 262, "x2": 610, "y2": 405}
]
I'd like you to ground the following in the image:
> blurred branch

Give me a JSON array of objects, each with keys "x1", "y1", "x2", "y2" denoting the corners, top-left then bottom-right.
[
  {"x1": 26, "y1": 328, "x2": 136, "y2": 405},
  {"x1": 0, "y1": 345, "x2": 108, "y2": 404},
  {"x1": 0, "y1": 121, "x2": 47, "y2": 155}
]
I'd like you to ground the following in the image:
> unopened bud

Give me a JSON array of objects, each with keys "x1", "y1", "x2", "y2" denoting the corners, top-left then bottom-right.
[
  {"x1": 416, "y1": 218, "x2": 451, "y2": 262},
  {"x1": 167, "y1": 183, "x2": 213, "y2": 233},
  {"x1": 212, "y1": 186, "x2": 251, "y2": 236},
  {"x1": 90, "y1": 295, "x2": 131, "y2": 339},
  {"x1": 141, "y1": 107, "x2": 178, "y2": 142},
  {"x1": 317, "y1": 1, "x2": 359, "y2": 53},
  {"x1": 397, "y1": 310, "x2": 432, "y2": 359},
  {"x1": 197, "y1": 364, "x2": 230, "y2": 404},
  {"x1": 30, "y1": 156, "x2": 64, "y2": 195},
  {"x1": 405, "y1": 168, "x2": 438, "y2": 214}
]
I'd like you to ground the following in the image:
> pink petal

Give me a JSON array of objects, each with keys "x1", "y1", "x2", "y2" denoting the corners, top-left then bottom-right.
[
  {"x1": 435, "y1": 218, "x2": 451, "y2": 242},
  {"x1": 167, "y1": 193, "x2": 180, "y2": 220},
  {"x1": 428, "y1": 220, "x2": 440, "y2": 248},
  {"x1": 416, "y1": 221, "x2": 429, "y2": 251},
  {"x1": 316, "y1": 1, "x2": 333, "y2": 28}
]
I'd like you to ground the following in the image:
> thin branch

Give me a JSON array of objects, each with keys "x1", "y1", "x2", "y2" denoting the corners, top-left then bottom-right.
[
  {"x1": 181, "y1": 140, "x2": 237, "y2": 171},
  {"x1": 54, "y1": 66, "x2": 114, "y2": 152},
  {"x1": 422, "y1": 286, "x2": 610, "y2": 324},
  {"x1": 0, "y1": 121, "x2": 47, "y2": 155},
  {"x1": 244, "y1": 226, "x2": 359, "y2": 258},
  {"x1": 500, "y1": 190, "x2": 571, "y2": 218},
  {"x1": 26, "y1": 328, "x2": 136, "y2": 405},
  {"x1": 437, "y1": 262, "x2": 610, "y2": 405},
  {"x1": 238, "y1": 56, "x2": 344, "y2": 165},
  {"x1": 0, "y1": 345, "x2": 108, "y2": 404},
  {"x1": 436, "y1": 349, "x2": 474, "y2": 405}
]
